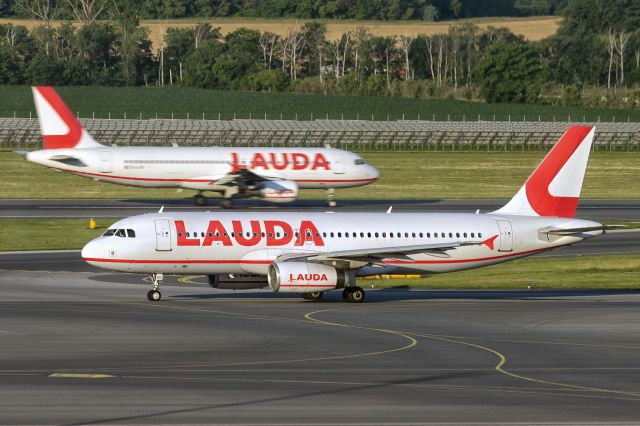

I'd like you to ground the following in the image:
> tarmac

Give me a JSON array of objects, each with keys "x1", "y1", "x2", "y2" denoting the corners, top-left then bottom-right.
[
  {"x1": 1, "y1": 256, "x2": 640, "y2": 424},
  {"x1": 1, "y1": 198, "x2": 639, "y2": 220}
]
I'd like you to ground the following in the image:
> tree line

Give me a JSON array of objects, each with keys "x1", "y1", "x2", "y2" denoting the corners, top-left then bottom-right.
[
  {"x1": 2, "y1": 0, "x2": 568, "y2": 20},
  {"x1": 1, "y1": 0, "x2": 640, "y2": 109}
]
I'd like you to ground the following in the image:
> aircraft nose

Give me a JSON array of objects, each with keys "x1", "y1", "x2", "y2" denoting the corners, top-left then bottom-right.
[
  {"x1": 81, "y1": 238, "x2": 108, "y2": 267},
  {"x1": 368, "y1": 165, "x2": 380, "y2": 181}
]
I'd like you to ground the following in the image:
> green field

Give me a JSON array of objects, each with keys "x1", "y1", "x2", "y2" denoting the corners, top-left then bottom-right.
[
  {"x1": 1, "y1": 219, "x2": 638, "y2": 290},
  {"x1": 376, "y1": 254, "x2": 640, "y2": 289},
  {"x1": 2, "y1": 85, "x2": 639, "y2": 122},
  {"x1": 2, "y1": 151, "x2": 639, "y2": 200},
  {"x1": 0, "y1": 219, "x2": 111, "y2": 251}
]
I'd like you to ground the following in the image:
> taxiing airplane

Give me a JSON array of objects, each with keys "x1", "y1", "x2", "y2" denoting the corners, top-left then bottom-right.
[
  {"x1": 24, "y1": 87, "x2": 379, "y2": 207},
  {"x1": 82, "y1": 126, "x2": 606, "y2": 303}
]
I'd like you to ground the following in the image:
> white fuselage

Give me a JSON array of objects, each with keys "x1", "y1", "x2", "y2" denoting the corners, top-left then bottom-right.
[
  {"x1": 82, "y1": 211, "x2": 602, "y2": 277},
  {"x1": 26, "y1": 146, "x2": 379, "y2": 190}
]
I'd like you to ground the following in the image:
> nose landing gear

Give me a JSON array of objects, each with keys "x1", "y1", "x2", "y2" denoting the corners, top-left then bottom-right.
[
  {"x1": 326, "y1": 188, "x2": 337, "y2": 207},
  {"x1": 146, "y1": 273, "x2": 163, "y2": 301}
]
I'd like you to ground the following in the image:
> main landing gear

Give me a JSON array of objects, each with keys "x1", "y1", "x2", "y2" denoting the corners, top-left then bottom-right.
[
  {"x1": 343, "y1": 286, "x2": 365, "y2": 303},
  {"x1": 220, "y1": 198, "x2": 235, "y2": 209},
  {"x1": 326, "y1": 188, "x2": 337, "y2": 207},
  {"x1": 302, "y1": 292, "x2": 324, "y2": 301},
  {"x1": 147, "y1": 273, "x2": 163, "y2": 301},
  {"x1": 193, "y1": 193, "x2": 207, "y2": 206}
]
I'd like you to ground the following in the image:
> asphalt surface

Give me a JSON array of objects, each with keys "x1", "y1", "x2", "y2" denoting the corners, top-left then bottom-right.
[
  {"x1": 2, "y1": 198, "x2": 640, "y2": 220},
  {"x1": 1, "y1": 267, "x2": 640, "y2": 425}
]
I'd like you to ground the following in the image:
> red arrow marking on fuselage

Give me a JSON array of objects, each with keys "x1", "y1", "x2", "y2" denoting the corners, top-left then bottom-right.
[{"x1": 482, "y1": 235, "x2": 498, "y2": 250}]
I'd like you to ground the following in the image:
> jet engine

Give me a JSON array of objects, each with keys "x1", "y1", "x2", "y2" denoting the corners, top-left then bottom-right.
[
  {"x1": 267, "y1": 262, "x2": 347, "y2": 293},
  {"x1": 256, "y1": 180, "x2": 298, "y2": 203},
  {"x1": 208, "y1": 274, "x2": 268, "y2": 290}
]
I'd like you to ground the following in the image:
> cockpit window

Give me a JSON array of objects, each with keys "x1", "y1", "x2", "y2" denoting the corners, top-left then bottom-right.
[
  {"x1": 103, "y1": 229, "x2": 116, "y2": 237},
  {"x1": 354, "y1": 158, "x2": 366, "y2": 165},
  {"x1": 126, "y1": 229, "x2": 136, "y2": 238},
  {"x1": 115, "y1": 229, "x2": 127, "y2": 238},
  {"x1": 52, "y1": 157, "x2": 87, "y2": 167}
]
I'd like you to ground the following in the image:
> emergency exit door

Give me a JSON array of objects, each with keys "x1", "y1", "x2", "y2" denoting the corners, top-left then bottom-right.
[
  {"x1": 497, "y1": 220, "x2": 513, "y2": 252},
  {"x1": 155, "y1": 219, "x2": 172, "y2": 251}
]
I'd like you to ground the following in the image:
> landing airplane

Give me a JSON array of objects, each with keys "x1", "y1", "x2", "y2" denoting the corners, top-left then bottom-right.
[
  {"x1": 24, "y1": 87, "x2": 379, "y2": 207},
  {"x1": 82, "y1": 126, "x2": 606, "y2": 303}
]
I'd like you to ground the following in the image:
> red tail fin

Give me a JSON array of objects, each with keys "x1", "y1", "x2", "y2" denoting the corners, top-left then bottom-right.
[
  {"x1": 32, "y1": 87, "x2": 101, "y2": 149},
  {"x1": 494, "y1": 126, "x2": 595, "y2": 218}
]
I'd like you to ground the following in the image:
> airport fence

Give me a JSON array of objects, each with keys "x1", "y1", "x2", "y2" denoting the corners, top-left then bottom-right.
[{"x1": 0, "y1": 118, "x2": 638, "y2": 152}]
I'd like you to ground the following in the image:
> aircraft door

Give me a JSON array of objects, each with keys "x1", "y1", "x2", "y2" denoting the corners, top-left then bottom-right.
[
  {"x1": 331, "y1": 154, "x2": 346, "y2": 175},
  {"x1": 99, "y1": 150, "x2": 112, "y2": 173},
  {"x1": 155, "y1": 219, "x2": 172, "y2": 251},
  {"x1": 497, "y1": 220, "x2": 513, "y2": 252}
]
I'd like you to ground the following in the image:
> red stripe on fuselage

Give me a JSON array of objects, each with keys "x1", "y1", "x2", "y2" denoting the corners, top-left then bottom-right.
[
  {"x1": 83, "y1": 247, "x2": 550, "y2": 267},
  {"x1": 70, "y1": 170, "x2": 377, "y2": 184}
]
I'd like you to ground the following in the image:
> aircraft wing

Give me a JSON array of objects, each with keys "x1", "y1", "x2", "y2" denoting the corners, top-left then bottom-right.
[
  {"x1": 277, "y1": 241, "x2": 483, "y2": 264},
  {"x1": 212, "y1": 168, "x2": 278, "y2": 186}
]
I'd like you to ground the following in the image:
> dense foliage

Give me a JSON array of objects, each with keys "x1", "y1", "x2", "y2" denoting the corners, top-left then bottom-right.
[
  {"x1": 1, "y1": 0, "x2": 640, "y2": 109},
  {"x1": 2, "y1": 0, "x2": 569, "y2": 20}
]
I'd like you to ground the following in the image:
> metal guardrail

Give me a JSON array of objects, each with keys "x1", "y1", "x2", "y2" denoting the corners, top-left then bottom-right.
[{"x1": 1, "y1": 118, "x2": 638, "y2": 151}]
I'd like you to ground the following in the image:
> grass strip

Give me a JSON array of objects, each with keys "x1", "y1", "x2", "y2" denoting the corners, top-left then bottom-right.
[{"x1": 2, "y1": 151, "x2": 640, "y2": 200}]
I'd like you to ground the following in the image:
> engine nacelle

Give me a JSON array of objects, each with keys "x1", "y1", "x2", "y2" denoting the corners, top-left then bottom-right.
[
  {"x1": 267, "y1": 262, "x2": 347, "y2": 293},
  {"x1": 208, "y1": 274, "x2": 268, "y2": 290},
  {"x1": 257, "y1": 180, "x2": 298, "y2": 203}
]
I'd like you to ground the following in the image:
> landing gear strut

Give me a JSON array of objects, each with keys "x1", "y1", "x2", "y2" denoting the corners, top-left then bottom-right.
[
  {"x1": 326, "y1": 188, "x2": 337, "y2": 207},
  {"x1": 302, "y1": 292, "x2": 324, "y2": 301},
  {"x1": 193, "y1": 193, "x2": 207, "y2": 206},
  {"x1": 342, "y1": 286, "x2": 365, "y2": 303},
  {"x1": 147, "y1": 273, "x2": 163, "y2": 301}
]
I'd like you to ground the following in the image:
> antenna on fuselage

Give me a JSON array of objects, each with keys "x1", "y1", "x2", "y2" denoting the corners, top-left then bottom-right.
[
  {"x1": 386, "y1": 206, "x2": 393, "y2": 214},
  {"x1": 158, "y1": 206, "x2": 164, "y2": 213}
]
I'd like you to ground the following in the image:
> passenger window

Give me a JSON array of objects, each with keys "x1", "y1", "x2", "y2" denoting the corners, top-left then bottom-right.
[
  {"x1": 186, "y1": 232, "x2": 190, "y2": 237},
  {"x1": 405, "y1": 232, "x2": 408, "y2": 238},
  {"x1": 323, "y1": 232, "x2": 327, "y2": 237},
  {"x1": 360, "y1": 232, "x2": 364, "y2": 238},
  {"x1": 463, "y1": 233, "x2": 467, "y2": 238},
  {"x1": 177, "y1": 232, "x2": 183, "y2": 237},
  {"x1": 375, "y1": 232, "x2": 379, "y2": 238},
  {"x1": 412, "y1": 233, "x2": 416, "y2": 238},
  {"x1": 427, "y1": 232, "x2": 430, "y2": 238},
  {"x1": 338, "y1": 232, "x2": 342, "y2": 238},
  {"x1": 201, "y1": 232, "x2": 205, "y2": 237},
  {"x1": 382, "y1": 232, "x2": 386, "y2": 238},
  {"x1": 367, "y1": 232, "x2": 371, "y2": 238},
  {"x1": 471, "y1": 233, "x2": 475, "y2": 238},
  {"x1": 479, "y1": 233, "x2": 483, "y2": 238},
  {"x1": 456, "y1": 233, "x2": 460, "y2": 238},
  {"x1": 390, "y1": 233, "x2": 394, "y2": 238},
  {"x1": 330, "y1": 232, "x2": 334, "y2": 238},
  {"x1": 449, "y1": 232, "x2": 453, "y2": 238},
  {"x1": 208, "y1": 232, "x2": 213, "y2": 238}
]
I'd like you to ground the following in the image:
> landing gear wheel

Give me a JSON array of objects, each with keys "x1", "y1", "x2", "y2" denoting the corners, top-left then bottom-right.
[
  {"x1": 193, "y1": 194, "x2": 207, "y2": 206},
  {"x1": 302, "y1": 292, "x2": 323, "y2": 301},
  {"x1": 349, "y1": 286, "x2": 365, "y2": 303},
  {"x1": 326, "y1": 188, "x2": 337, "y2": 208},
  {"x1": 147, "y1": 289, "x2": 161, "y2": 301},
  {"x1": 220, "y1": 198, "x2": 235, "y2": 209},
  {"x1": 343, "y1": 287, "x2": 365, "y2": 303}
]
